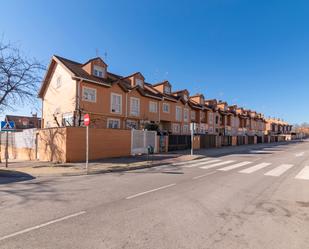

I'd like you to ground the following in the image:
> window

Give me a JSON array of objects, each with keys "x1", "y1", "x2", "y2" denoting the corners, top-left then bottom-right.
[
  {"x1": 130, "y1": 97, "x2": 140, "y2": 116},
  {"x1": 56, "y1": 76, "x2": 62, "y2": 88},
  {"x1": 82, "y1": 87, "x2": 96, "y2": 102},
  {"x1": 172, "y1": 123, "x2": 180, "y2": 133},
  {"x1": 149, "y1": 101, "x2": 157, "y2": 113},
  {"x1": 62, "y1": 113, "x2": 73, "y2": 126},
  {"x1": 111, "y1": 93, "x2": 122, "y2": 114},
  {"x1": 215, "y1": 115, "x2": 219, "y2": 124},
  {"x1": 93, "y1": 65, "x2": 106, "y2": 78},
  {"x1": 184, "y1": 108, "x2": 189, "y2": 122},
  {"x1": 191, "y1": 111, "x2": 196, "y2": 120},
  {"x1": 135, "y1": 78, "x2": 143, "y2": 87},
  {"x1": 200, "y1": 112, "x2": 205, "y2": 121},
  {"x1": 209, "y1": 112, "x2": 213, "y2": 124},
  {"x1": 164, "y1": 85, "x2": 171, "y2": 94},
  {"x1": 163, "y1": 103, "x2": 170, "y2": 113},
  {"x1": 126, "y1": 120, "x2": 138, "y2": 129},
  {"x1": 183, "y1": 124, "x2": 189, "y2": 134},
  {"x1": 107, "y1": 119, "x2": 120, "y2": 129},
  {"x1": 183, "y1": 94, "x2": 188, "y2": 102},
  {"x1": 176, "y1": 106, "x2": 182, "y2": 121}
]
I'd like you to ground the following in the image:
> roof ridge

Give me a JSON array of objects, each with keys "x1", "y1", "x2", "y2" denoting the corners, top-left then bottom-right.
[{"x1": 54, "y1": 55, "x2": 82, "y2": 65}]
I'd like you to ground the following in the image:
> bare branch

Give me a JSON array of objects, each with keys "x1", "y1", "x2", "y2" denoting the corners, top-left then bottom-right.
[{"x1": 0, "y1": 40, "x2": 45, "y2": 113}]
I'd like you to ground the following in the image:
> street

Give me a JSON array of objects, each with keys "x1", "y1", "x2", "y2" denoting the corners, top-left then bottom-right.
[{"x1": 1, "y1": 140, "x2": 309, "y2": 249}]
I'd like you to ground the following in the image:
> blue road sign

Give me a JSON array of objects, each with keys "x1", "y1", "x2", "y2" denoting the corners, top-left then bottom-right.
[{"x1": 1, "y1": 121, "x2": 15, "y2": 131}]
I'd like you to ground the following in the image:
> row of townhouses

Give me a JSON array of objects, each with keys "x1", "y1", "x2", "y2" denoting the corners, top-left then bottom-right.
[{"x1": 38, "y1": 55, "x2": 293, "y2": 147}]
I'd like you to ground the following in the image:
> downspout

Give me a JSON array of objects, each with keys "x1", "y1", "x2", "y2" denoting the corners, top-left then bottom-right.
[
  {"x1": 75, "y1": 79, "x2": 82, "y2": 126},
  {"x1": 158, "y1": 102, "x2": 161, "y2": 123},
  {"x1": 125, "y1": 92, "x2": 128, "y2": 128}
]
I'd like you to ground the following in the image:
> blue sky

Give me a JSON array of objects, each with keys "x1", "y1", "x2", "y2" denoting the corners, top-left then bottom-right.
[{"x1": 0, "y1": 0, "x2": 308, "y2": 124}]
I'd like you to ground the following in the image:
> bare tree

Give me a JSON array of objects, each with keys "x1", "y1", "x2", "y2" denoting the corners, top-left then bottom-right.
[{"x1": 0, "y1": 41, "x2": 45, "y2": 112}]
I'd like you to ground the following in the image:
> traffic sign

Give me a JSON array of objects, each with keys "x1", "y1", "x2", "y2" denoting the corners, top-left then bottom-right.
[
  {"x1": 1, "y1": 121, "x2": 15, "y2": 131},
  {"x1": 84, "y1": 114, "x2": 90, "y2": 126}
]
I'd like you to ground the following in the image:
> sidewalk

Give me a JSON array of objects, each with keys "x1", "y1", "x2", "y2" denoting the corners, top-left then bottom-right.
[
  {"x1": 0, "y1": 140, "x2": 305, "y2": 180},
  {"x1": 0, "y1": 153, "x2": 202, "y2": 178}
]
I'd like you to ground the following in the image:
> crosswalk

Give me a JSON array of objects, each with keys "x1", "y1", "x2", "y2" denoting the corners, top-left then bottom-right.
[
  {"x1": 239, "y1": 163, "x2": 271, "y2": 174},
  {"x1": 178, "y1": 157, "x2": 309, "y2": 181},
  {"x1": 264, "y1": 164, "x2": 294, "y2": 177}
]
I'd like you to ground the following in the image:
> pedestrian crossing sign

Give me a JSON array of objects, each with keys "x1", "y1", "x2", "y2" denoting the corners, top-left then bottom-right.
[{"x1": 1, "y1": 121, "x2": 15, "y2": 131}]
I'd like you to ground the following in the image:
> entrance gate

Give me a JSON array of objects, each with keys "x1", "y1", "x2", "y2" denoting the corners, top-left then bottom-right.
[{"x1": 131, "y1": 130, "x2": 157, "y2": 155}]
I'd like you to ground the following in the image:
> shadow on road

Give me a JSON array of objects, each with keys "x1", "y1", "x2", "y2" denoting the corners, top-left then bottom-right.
[
  {"x1": 0, "y1": 170, "x2": 35, "y2": 185},
  {"x1": 171, "y1": 140, "x2": 307, "y2": 158}
]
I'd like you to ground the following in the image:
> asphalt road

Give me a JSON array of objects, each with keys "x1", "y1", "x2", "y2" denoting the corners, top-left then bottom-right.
[{"x1": 1, "y1": 140, "x2": 309, "y2": 249}]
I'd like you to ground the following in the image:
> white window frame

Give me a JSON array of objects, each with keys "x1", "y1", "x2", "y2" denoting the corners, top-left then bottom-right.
[
  {"x1": 208, "y1": 112, "x2": 213, "y2": 124},
  {"x1": 191, "y1": 111, "x2": 196, "y2": 120},
  {"x1": 107, "y1": 118, "x2": 120, "y2": 129},
  {"x1": 56, "y1": 76, "x2": 62, "y2": 88},
  {"x1": 126, "y1": 120, "x2": 138, "y2": 129},
  {"x1": 183, "y1": 124, "x2": 189, "y2": 134},
  {"x1": 130, "y1": 97, "x2": 140, "y2": 116},
  {"x1": 110, "y1": 93, "x2": 122, "y2": 114},
  {"x1": 164, "y1": 85, "x2": 171, "y2": 94},
  {"x1": 176, "y1": 106, "x2": 182, "y2": 121},
  {"x1": 172, "y1": 123, "x2": 180, "y2": 133},
  {"x1": 82, "y1": 86, "x2": 97, "y2": 103},
  {"x1": 93, "y1": 65, "x2": 106, "y2": 78},
  {"x1": 135, "y1": 78, "x2": 144, "y2": 87},
  {"x1": 200, "y1": 111, "x2": 205, "y2": 121},
  {"x1": 149, "y1": 101, "x2": 158, "y2": 113},
  {"x1": 62, "y1": 113, "x2": 73, "y2": 127},
  {"x1": 162, "y1": 103, "x2": 170, "y2": 113},
  {"x1": 184, "y1": 108, "x2": 189, "y2": 122}
]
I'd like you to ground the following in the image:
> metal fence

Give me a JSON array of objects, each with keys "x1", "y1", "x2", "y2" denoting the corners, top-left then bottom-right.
[{"x1": 168, "y1": 135, "x2": 191, "y2": 151}]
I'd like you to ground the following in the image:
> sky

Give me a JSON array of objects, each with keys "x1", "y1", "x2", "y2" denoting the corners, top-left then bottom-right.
[{"x1": 0, "y1": 0, "x2": 308, "y2": 124}]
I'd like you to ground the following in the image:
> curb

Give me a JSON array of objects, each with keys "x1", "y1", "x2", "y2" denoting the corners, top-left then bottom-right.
[{"x1": 16, "y1": 155, "x2": 206, "y2": 178}]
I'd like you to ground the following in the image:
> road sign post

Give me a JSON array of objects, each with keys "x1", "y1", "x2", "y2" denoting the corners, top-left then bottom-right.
[
  {"x1": 84, "y1": 114, "x2": 90, "y2": 173},
  {"x1": 1, "y1": 120, "x2": 15, "y2": 168},
  {"x1": 5, "y1": 131, "x2": 8, "y2": 168}
]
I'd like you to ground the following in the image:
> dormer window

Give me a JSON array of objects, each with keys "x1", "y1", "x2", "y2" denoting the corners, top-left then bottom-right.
[
  {"x1": 135, "y1": 78, "x2": 143, "y2": 87},
  {"x1": 93, "y1": 65, "x2": 106, "y2": 78},
  {"x1": 200, "y1": 97, "x2": 204, "y2": 105},
  {"x1": 183, "y1": 94, "x2": 188, "y2": 101},
  {"x1": 164, "y1": 85, "x2": 171, "y2": 94}
]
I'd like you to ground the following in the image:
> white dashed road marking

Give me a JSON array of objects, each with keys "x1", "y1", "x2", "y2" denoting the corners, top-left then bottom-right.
[
  {"x1": 126, "y1": 183, "x2": 176, "y2": 199},
  {"x1": 0, "y1": 211, "x2": 86, "y2": 242}
]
